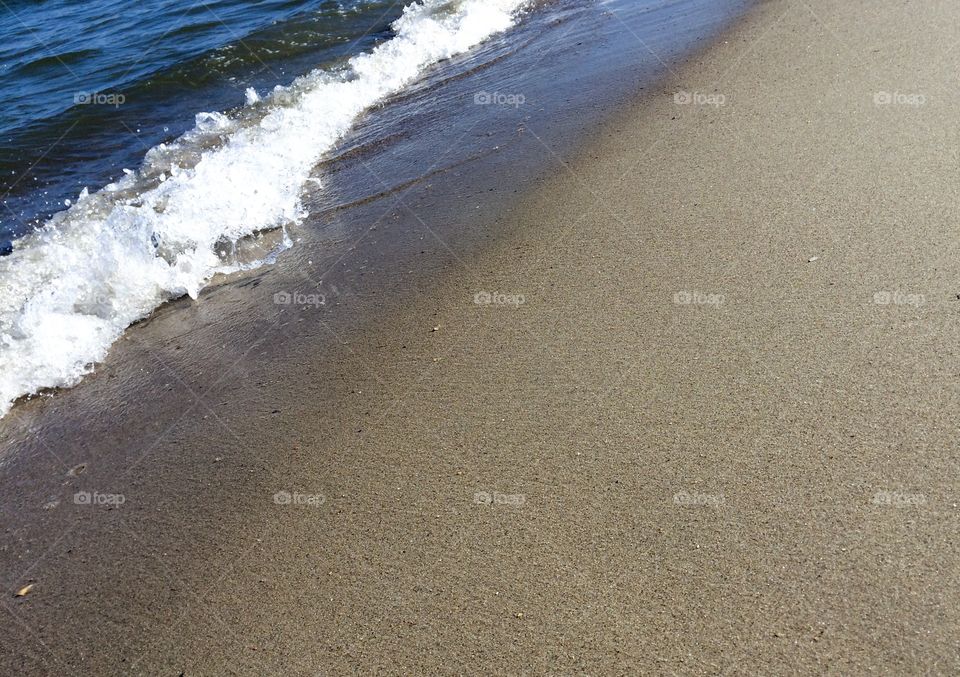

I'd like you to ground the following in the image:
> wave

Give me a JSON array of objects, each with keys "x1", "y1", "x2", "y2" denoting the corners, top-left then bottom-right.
[{"x1": 0, "y1": 0, "x2": 529, "y2": 417}]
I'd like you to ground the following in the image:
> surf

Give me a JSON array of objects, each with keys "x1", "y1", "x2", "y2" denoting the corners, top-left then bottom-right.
[{"x1": 0, "y1": 0, "x2": 530, "y2": 416}]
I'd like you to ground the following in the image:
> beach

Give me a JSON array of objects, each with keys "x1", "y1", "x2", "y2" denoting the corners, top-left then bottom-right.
[{"x1": 3, "y1": 0, "x2": 960, "y2": 673}]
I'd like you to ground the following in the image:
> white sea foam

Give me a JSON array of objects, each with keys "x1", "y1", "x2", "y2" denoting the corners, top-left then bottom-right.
[{"x1": 0, "y1": 0, "x2": 528, "y2": 416}]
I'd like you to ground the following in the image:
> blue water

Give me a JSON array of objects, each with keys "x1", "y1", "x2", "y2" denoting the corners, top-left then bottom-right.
[{"x1": 0, "y1": 0, "x2": 405, "y2": 251}]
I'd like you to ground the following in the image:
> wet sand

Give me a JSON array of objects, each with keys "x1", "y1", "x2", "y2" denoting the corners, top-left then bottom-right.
[{"x1": 4, "y1": 0, "x2": 960, "y2": 673}]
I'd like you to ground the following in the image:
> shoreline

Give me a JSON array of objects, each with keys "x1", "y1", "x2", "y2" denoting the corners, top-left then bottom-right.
[
  {"x1": 0, "y1": 0, "x2": 749, "y2": 420},
  {"x1": 5, "y1": 0, "x2": 960, "y2": 673}
]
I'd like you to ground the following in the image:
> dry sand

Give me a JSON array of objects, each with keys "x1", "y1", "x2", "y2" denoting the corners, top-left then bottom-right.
[{"x1": 4, "y1": 0, "x2": 960, "y2": 673}]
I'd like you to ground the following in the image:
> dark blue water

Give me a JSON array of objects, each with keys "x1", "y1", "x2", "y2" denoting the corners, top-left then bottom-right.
[{"x1": 0, "y1": 0, "x2": 405, "y2": 251}]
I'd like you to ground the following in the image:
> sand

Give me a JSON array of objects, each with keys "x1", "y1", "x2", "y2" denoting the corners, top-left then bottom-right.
[{"x1": 3, "y1": 0, "x2": 960, "y2": 673}]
